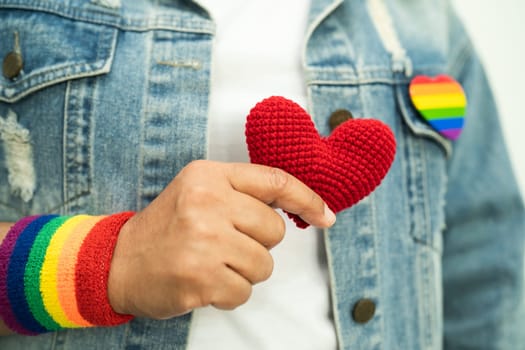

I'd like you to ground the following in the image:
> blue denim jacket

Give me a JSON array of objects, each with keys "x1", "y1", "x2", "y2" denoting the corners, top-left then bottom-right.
[{"x1": 1, "y1": 0, "x2": 524, "y2": 349}]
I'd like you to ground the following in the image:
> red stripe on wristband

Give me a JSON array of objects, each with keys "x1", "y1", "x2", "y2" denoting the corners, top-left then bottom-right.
[{"x1": 75, "y1": 212, "x2": 135, "y2": 326}]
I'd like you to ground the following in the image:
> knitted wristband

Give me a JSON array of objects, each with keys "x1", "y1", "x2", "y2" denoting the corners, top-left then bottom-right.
[{"x1": 0, "y1": 212, "x2": 135, "y2": 335}]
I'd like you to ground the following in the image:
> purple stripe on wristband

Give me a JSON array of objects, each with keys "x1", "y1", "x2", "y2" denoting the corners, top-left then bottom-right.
[{"x1": 0, "y1": 216, "x2": 39, "y2": 335}]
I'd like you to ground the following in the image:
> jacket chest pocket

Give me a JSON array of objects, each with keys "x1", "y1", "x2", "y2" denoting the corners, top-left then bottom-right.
[
  {"x1": 0, "y1": 6, "x2": 117, "y2": 220},
  {"x1": 394, "y1": 76, "x2": 451, "y2": 251}
]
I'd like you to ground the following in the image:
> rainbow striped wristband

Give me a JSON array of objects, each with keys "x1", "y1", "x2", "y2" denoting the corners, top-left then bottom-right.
[{"x1": 0, "y1": 212, "x2": 135, "y2": 335}]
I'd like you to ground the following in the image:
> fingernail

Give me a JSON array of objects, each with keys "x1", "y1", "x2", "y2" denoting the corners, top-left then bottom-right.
[{"x1": 324, "y1": 204, "x2": 336, "y2": 226}]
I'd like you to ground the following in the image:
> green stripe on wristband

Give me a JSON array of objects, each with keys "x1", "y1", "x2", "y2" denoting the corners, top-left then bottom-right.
[{"x1": 24, "y1": 216, "x2": 70, "y2": 331}]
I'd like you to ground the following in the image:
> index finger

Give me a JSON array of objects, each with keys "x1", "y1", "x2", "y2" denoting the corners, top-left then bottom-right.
[{"x1": 225, "y1": 163, "x2": 336, "y2": 228}]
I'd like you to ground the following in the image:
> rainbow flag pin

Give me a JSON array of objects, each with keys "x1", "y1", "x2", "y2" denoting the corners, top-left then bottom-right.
[{"x1": 409, "y1": 75, "x2": 467, "y2": 140}]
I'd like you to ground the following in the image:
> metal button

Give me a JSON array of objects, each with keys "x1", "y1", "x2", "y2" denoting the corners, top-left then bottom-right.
[
  {"x1": 3, "y1": 51, "x2": 23, "y2": 79},
  {"x1": 352, "y1": 299, "x2": 375, "y2": 324},
  {"x1": 329, "y1": 109, "x2": 353, "y2": 131},
  {"x1": 3, "y1": 32, "x2": 23, "y2": 80}
]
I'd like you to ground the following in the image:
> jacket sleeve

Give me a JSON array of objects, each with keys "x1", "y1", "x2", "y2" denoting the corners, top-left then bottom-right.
[{"x1": 442, "y1": 17, "x2": 525, "y2": 349}]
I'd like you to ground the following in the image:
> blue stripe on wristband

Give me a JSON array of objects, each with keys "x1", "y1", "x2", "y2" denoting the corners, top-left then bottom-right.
[{"x1": 7, "y1": 215, "x2": 58, "y2": 334}]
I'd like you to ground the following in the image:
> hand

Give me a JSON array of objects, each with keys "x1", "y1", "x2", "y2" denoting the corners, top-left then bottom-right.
[{"x1": 107, "y1": 160, "x2": 335, "y2": 320}]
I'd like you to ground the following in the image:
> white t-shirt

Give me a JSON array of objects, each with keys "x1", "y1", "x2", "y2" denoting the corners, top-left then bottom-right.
[{"x1": 187, "y1": 1, "x2": 337, "y2": 349}]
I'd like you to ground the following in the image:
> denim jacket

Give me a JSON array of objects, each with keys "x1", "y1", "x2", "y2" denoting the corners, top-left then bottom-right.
[{"x1": 1, "y1": 0, "x2": 524, "y2": 349}]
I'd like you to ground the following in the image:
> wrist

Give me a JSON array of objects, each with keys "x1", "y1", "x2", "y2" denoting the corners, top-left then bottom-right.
[{"x1": 0, "y1": 222, "x2": 13, "y2": 243}]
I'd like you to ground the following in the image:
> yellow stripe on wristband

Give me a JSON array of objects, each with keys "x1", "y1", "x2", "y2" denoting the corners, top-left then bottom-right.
[
  {"x1": 56, "y1": 216, "x2": 105, "y2": 327},
  {"x1": 40, "y1": 215, "x2": 89, "y2": 328}
]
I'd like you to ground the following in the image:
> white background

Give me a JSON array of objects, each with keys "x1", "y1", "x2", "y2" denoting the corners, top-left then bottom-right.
[{"x1": 452, "y1": 0, "x2": 525, "y2": 193}]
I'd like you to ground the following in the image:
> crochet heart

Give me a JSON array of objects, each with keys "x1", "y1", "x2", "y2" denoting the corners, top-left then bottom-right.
[
  {"x1": 409, "y1": 75, "x2": 467, "y2": 140},
  {"x1": 245, "y1": 96, "x2": 396, "y2": 228}
]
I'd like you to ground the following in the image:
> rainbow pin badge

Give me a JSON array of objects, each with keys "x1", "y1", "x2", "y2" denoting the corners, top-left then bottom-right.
[{"x1": 409, "y1": 75, "x2": 467, "y2": 140}]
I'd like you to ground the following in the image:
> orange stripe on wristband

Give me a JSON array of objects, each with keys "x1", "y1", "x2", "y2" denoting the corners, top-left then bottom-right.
[
  {"x1": 56, "y1": 216, "x2": 104, "y2": 327},
  {"x1": 40, "y1": 215, "x2": 89, "y2": 328}
]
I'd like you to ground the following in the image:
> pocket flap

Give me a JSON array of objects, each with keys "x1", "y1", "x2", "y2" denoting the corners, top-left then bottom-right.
[
  {"x1": 0, "y1": 8, "x2": 117, "y2": 102},
  {"x1": 395, "y1": 82, "x2": 453, "y2": 157}
]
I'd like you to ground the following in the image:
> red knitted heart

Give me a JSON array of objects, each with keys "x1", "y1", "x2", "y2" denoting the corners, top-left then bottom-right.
[{"x1": 245, "y1": 96, "x2": 396, "y2": 228}]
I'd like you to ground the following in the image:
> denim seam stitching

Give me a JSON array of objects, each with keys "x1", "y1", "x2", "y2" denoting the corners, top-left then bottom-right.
[{"x1": 0, "y1": 3, "x2": 215, "y2": 34}]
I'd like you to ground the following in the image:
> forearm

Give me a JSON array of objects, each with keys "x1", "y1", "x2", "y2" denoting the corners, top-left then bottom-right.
[{"x1": 0, "y1": 222, "x2": 14, "y2": 336}]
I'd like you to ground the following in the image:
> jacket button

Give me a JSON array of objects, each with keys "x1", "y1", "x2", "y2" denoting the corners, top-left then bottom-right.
[
  {"x1": 2, "y1": 51, "x2": 23, "y2": 79},
  {"x1": 328, "y1": 109, "x2": 353, "y2": 131},
  {"x1": 352, "y1": 299, "x2": 375, "y2": 324}
]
